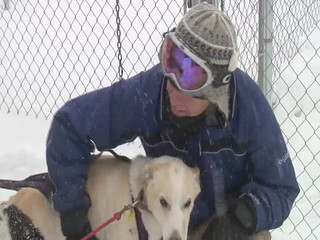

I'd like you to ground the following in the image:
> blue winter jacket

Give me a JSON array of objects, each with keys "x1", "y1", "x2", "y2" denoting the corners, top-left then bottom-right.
[{"x1": 46, "y1": 64, "x2": 299, "y2": 232}]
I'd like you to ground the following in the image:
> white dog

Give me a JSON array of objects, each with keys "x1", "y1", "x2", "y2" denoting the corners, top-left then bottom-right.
[{"x1": 0, "y1": 155, "x2": 200, "y2": 240}]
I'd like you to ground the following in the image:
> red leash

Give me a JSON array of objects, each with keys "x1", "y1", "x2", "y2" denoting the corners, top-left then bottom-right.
[{"x1": 81, "y1": 203, "x2": 137, "y2": 240}]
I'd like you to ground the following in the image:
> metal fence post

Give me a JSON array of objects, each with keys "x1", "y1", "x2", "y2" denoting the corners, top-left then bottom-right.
[{"x1": 258, "y1": 0, "x2": 274, "y2": 104}]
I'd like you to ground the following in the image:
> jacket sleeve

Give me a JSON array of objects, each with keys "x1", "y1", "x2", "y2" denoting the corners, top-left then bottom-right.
[
  {"x1": 46, "y1": 73, "x2": 154, "y2": 214},
  {"x1": 239, "y1": 82, "x2": 300, "y2": 231}
]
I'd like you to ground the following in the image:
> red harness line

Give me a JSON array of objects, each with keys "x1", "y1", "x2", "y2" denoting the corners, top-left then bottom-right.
[
  {"x1": 81, "y1": 189, "x2": 150, "y2": 240},
  {"x1": 81, "y1": 203, "x2": 136, "y2": 240}
]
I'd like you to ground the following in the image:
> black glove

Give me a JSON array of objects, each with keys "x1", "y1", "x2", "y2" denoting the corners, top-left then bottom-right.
[
  {"x1": 60, "y1": 209, "x2": 98, "y2": 240},
  {"x1": 233, "y1": 197, "x2": 257, "y2": 232},
  {"x1": 201, "y1": 197, "x2": 257, "y2": 240}
]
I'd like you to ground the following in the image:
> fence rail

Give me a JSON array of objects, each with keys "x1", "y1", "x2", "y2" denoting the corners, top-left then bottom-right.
[{"x1": 1, "y1": 0, "x2": 319, "y2": 239}]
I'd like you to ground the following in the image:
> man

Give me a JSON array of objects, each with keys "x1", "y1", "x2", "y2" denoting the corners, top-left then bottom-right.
[{"x1": 46, "y1": 3, "x2": 299, "y2": 240}]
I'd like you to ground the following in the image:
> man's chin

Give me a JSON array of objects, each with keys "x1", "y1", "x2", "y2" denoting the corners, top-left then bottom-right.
[{"x1": 171, "y1": 109, "x2": 189, "y2": 117}]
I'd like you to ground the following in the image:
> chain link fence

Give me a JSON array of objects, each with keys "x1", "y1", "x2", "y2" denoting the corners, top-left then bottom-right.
[{"x1": 1, "y1": 0, "x2": 319, "y2": 239}]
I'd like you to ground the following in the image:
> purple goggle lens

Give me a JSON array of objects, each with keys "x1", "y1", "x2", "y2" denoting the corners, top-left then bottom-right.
[{"x1": 162, "y1": 37, "x2": 208, "y2": 91}]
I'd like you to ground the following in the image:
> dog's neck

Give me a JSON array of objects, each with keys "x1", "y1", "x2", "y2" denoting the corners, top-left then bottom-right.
[
  {"x1": 129, "y1": 156, "x2": 163, "y2": 240},
  {"x1": 134, "y1": 188, "x2": 163, "y2": 239},
  {"x1": 134, "y1": 189, "x2": 151, "y2": 214},
  {"x1": 139, "y1": 211, "x2": 163, "y2": 240}
]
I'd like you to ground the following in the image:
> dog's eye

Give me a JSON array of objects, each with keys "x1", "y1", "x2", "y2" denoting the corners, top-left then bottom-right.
[
  {"x1": 183, "y1": 199, "x2": 191, "y2": 208},
  {"x1": 159, "y1": 197, "x2": 169, "y2": 208}
]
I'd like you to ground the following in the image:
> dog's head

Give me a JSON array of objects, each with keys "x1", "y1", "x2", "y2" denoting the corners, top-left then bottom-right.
[{"x1": 130, "y1": 155, "x2": 200, "y2": 240}]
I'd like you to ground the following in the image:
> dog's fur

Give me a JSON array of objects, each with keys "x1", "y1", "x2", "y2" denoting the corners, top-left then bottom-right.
[{"x1": 0, "y1": 155, "x2": 200, "y2": 240}]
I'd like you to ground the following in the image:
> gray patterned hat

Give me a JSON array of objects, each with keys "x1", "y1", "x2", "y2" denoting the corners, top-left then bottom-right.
[{"x1": 175, "y1": 2, "x2": 238, "y2": 71}]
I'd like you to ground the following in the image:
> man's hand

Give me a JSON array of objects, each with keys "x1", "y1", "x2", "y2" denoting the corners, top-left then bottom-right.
[
  {"x1": 201, "y1": 197, "x2": 257, "y2": 240},
  {"x1": 60, "y1": 209, "x2": 98, "y2": 240}
]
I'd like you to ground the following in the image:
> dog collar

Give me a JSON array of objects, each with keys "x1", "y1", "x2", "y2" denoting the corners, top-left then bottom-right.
[{"x1": 133, "y1": 189, "x2": 152, "y2": 215}]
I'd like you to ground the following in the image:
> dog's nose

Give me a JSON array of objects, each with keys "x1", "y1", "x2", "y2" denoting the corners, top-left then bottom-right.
[{"x1": 169, "y1": 230, "x2": 182, "y2": 240}]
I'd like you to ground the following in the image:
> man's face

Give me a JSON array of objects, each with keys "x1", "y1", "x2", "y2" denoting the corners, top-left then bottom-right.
[{"x1": 166, "y1": 81, "x2": 209, "y2": 117}]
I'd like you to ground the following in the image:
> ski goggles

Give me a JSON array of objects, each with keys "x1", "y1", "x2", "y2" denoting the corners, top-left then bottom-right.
[{"x1": 161, "y1": 32, "x2": 213, "y2": 92}]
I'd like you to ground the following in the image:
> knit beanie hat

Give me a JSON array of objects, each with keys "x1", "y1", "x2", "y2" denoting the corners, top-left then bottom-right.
[
  {"x1": 161, "y1": 2, "x2": 238, "y2": 126},
  {"x1": 175, "y1": 2, "x2": 238, "y2": 71}
]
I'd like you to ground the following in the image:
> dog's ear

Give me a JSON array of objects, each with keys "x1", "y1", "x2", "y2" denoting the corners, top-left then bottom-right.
[
  {"x1": 129, "y1": 155, "x2": 154, "y2": 199},
  {"x1": 192, "y1": 167, "x2": 200, "y2": 181},
  {"x1": 142, "y1": 161, "x2": 166, "y2": 183},
  {"x1": 192, "y1": 167, "x2": 201, "y2": 194},
  {"x1": 143, "y1": 165, "x2": 154, "y2": 183}
]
